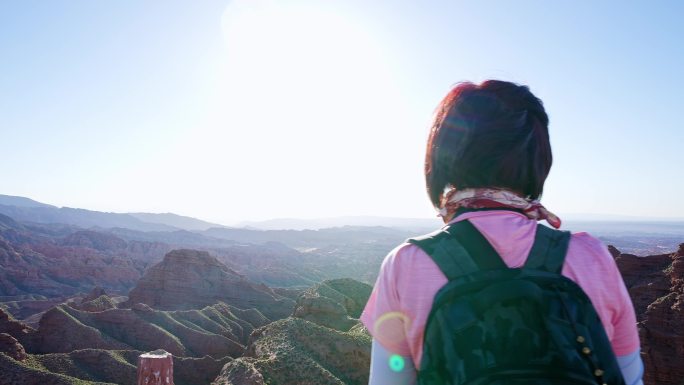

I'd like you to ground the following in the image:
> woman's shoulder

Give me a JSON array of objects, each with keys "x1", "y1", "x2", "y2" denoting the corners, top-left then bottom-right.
[
  {"x1": 376, "y1": 239, "x2": 449, "y2": 288},
  {"x1": 568, "y1": 230, "x2": 606, "y2": 248},
  {"x1": 562, "y1": 229, "x2": 638, "y2": 351},
  {"x1": 566, "y1": 230, "x2": 615, "y2": 263},
  {"x1": 380, "y1": 241, "x2": 433, "y2": 270},
  {"x1": 381, "y1": 228, "x2": 618, "y2": 277},
  {"x1": 563, "y1": 230, "x2": 624, "y2": 290}
]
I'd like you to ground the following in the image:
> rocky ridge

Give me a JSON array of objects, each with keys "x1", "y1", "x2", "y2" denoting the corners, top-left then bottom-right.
[
  {"x1": 0, "y1": 347, "x2": 229, "y2": 385},
  {"x1": 0, "y1": 220, "x2": 167, "y2": 314},
  {"x1": 37, "y1": 301, "x2": 268, "y2": 358},
  {"x1": 638, "y1": 244, "x2": 684, "y2": 385},
  {"x1": 213, "y1": 318, "x2": 371, "y2": 385},
  {"x1": 213, "y1": 277, "x2": 374, "y2": 385},
  {"x1": 293, "y1": 278, "x2": 372, "y2": 331},
  {"x1": 0, "y1": 272, "x2": 375, "y2": 385},
  {"x1": 0, "y1": 333, "x2": 27, "y2": 361}
]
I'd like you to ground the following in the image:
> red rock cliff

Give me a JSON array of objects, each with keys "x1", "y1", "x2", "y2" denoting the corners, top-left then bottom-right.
[{"x1": 614, "y1": 243, "x2": 684, "y2": 385}]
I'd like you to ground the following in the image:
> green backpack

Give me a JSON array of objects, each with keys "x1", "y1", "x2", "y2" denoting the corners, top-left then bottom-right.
[{"x1": 408, "y1": 220, "x2": 626, "y2": 385}]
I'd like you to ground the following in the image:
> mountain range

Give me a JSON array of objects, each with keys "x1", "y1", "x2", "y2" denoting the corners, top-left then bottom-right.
[
  {"x1": 5, "y1": 194, "x2": 684, "y2": 234},
  {"x1": 0, "y1": 195, "x2": 224, "y2": 232}
]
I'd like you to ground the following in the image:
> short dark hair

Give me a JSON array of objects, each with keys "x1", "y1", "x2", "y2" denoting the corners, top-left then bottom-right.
[{"x1": 425, "y1": 80, "x2": 552, "y2": 208}]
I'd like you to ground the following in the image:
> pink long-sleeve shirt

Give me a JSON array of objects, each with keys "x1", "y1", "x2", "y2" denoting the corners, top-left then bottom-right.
[{"x1": 360, "y1": 209, "x2": 640, "y2": 368}]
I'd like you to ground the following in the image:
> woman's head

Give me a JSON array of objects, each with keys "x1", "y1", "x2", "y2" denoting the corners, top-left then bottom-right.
[{"x1": 425, "y1": 80, "x2": 552, "y2": 209}]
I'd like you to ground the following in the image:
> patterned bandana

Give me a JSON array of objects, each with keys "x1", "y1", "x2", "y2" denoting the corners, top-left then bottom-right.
[{"x1": 438, "y1": 188, "x2": 562, "y2": 229}]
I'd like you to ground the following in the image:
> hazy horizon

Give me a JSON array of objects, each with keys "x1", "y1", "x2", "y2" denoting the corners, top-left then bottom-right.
[
  {"x1": 2, "y1": 1, "x2": 683, "y2": 224},
  {"x1": 2, "y1": 193, "x2": 684, "y2": 230}
]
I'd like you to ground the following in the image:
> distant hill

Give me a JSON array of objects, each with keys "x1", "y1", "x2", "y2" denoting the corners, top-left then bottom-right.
[
  {"x1": 241, "y1": 214, "x2": 684, "y2": 232},
  {"x1": 202, "y1": 225, "x2": 414, "y2": 248},
  {"x1": 562, "y1": 220, "x2": 684, "y2": 236},
  {"x1": 0, "y1": 194, "x2": 55, "y2": 209},
  {"x1": 0, "y1": 203, "x2": 177, "y2": 232},
  {"x1": 3, "y1": 193, "x2": 683, "y2": 244},
  {"x1": 128, "y1": 212, "x2": 224, "y2": 231},
  {"x1": 0, "y1": 194, "x2": 225, "y2": 232},
  {"x1": 238, "y1": 215, "x2": 441, "y2": 231}
]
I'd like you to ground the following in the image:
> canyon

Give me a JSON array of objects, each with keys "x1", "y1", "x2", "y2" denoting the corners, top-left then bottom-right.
[{"x1": 0, "y1": 196, "x2": 682, "y2": 384}]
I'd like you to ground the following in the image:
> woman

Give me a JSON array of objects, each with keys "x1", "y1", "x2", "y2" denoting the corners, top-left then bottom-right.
[{"x1": 360, "y1": 80, "x2": 643, "y2": 385}]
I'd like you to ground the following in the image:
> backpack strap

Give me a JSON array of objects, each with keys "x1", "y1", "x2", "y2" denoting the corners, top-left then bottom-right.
[
  {"x1": 407, "y1": 226, "x2": 479, "y2": 280},
  {"x1": 407, "y1": 220, "x2": 506, "y2": 280},
  {"x1": 524, "y1": 224, "x2": 571, "y2": 274},
  {"x1": 446, "y1": 220, "x2": 507, "y2": 270}
]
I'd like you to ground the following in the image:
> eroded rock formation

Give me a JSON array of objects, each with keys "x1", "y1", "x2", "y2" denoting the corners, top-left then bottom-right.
[
  {"x1": 0, "y1": 348, "x2": 230, "y2": 385},
  {"x1": 612, "y1": 246, "x2": 673, "y2": 318},
  {"x1": 0, "y1": 308, "x2": 34, "y2": 348},
  {"x1": 214, "y1": 278, "x2": 373, "y2": 385},
  {"x1": 640, "y1": 244, "x2": 684, "y2": 385},
  {"x1": 137, "y1": 349, "x2": 174, "y2": 385},
  {"x1": 215, "y1": 317, "x2": 371, "y2": 385},
  {"x1": 31, "y1": 302, "x2": 264, "y2": 358},
  {"x1": 123, "y1": 249, "x2": 295, "y2": 320},
  {"x1": 0, "y1": 333, "x2": 27, "y2": 361},
  {"x1": 614, "y1": 243, "x2": 684, "y2": 385},
  {"x1": 212, "y1": 358, "x2": 265, "y2": 385},
  {"x1": 0, "y1": 229, "x2": 148, "y2": 300},
  {"x1": 76, "y1": 295, "x2": 117, "y2": 312},
  {"x1": 293, "y1": 278, "x2": 372, "y2": 331}
]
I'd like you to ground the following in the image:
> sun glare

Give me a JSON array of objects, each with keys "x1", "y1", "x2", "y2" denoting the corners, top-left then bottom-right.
[
  {"x1": 165, "y1": 0, "x2": 414, "y2": 220},
  {"x1": 217, "y1": 0, "x2": 398, "y2": 143}
]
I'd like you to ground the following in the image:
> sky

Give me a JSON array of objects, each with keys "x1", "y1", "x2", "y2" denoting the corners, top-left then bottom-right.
[{"x1": 1, "y1": 0, "x2": 683, "y2": 224}]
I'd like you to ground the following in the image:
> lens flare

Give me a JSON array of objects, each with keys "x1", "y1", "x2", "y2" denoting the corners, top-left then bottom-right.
[
  {"x1": 389, "y1": 354, "x2": 405, "y2": 372},
  {"x1": 373, "y1": 311, "x2": 411, "y2": 336}
]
